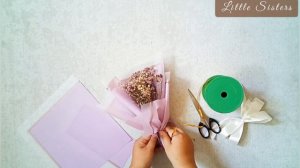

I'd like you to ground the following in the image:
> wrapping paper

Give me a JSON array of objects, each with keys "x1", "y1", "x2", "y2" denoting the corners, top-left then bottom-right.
[
  {"x1": 106, "y1": 63, "x2": 170, "y2": 135},
  {"x1": 29, "y1": 80, "x2": 134, "y2": 168}
]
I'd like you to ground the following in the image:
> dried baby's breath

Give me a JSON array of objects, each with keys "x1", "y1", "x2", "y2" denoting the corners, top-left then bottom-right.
[{"x1": 122, "y1": 67, "x2": 162, "y2": 106}]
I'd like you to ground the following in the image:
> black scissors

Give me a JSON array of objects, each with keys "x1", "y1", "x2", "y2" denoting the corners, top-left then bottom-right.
[{"x1": 187, "y1": 89, "x2": 221, "y2": 139}]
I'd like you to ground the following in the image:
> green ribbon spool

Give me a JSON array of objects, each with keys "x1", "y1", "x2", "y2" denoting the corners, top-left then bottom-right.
[{"x1": 202, "y1": 75, "x2": 244, "y2": 113}]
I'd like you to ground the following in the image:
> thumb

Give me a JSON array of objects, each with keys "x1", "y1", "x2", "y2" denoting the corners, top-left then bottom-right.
[
  {"x1": 136, "y1": 135, "x2": 151, "y2": 147},
  {"x1": 147, "y1": 134, "x2": 158, "y2": 150},
  {"x1": 159, "y1": 131, "x2": 171, "y2": 147}
]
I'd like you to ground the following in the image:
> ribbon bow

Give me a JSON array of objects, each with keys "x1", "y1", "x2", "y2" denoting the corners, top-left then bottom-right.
[{"x1": 218, "y1": 97, "x2": 272, "y2": 144}]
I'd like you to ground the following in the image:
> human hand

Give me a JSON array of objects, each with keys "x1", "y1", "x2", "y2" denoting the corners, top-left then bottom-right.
[
  {"x1": 159, "y1": 126, "x2": 197, "y2": 168},
  {"x1": 130, "y1": 134, "x2": 158, "y2": 168}
]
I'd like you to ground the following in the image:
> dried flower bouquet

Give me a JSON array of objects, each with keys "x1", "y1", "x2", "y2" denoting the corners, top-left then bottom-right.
[{"x1": 106, "y1": 63, "x2": 170, "y2": 134}]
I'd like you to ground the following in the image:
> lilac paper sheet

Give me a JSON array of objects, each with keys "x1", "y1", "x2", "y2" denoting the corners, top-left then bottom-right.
[
  {"x1": 30, "y1": 82, "x2": 133, "y2": 168},
  {"x1": 106, "y1": 63, "x2": 170, "y2": 135}
]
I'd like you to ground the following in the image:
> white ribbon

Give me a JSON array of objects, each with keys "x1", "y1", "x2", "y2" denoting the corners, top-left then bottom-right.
[{"x1": 218, "y1": 97, "x2": 272, "y2": 144}]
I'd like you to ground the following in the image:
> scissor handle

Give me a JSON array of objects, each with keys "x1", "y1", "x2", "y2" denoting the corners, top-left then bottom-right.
[
  {"x1": 208, "y1": 118, "x2": 221, "y2": 134},
  {"x1": 198, "y1": 122, "x2": 210, "y2": 139}
]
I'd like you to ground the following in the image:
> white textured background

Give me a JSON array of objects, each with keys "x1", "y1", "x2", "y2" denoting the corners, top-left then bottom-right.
[{"x1": 1, "y1": 0, "x2": 299, "y2": 168}]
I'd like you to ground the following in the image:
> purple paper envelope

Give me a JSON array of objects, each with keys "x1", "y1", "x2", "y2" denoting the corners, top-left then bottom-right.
[{"x1": 30, "y1": 82, "x2": 133, "y2": 168}]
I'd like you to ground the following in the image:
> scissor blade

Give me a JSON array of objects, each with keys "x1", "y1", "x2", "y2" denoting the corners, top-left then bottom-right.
[{"x1": 188, "y1": 89, "x2": 204, "y2": 118}]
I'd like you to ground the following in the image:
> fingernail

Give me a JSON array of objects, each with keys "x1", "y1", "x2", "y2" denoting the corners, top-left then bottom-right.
[{"x1": 160, "y1": 138, "x2": 164, "y2": 146}]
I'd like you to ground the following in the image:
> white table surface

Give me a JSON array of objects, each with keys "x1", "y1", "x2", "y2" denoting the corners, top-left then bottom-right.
[{"x1": 1, "y1": 0, "x2": 299, "y2": 168}]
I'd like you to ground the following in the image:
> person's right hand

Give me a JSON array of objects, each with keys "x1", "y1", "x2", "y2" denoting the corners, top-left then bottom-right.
[{"x1": 159, "y1": 125, "x2": 197, "y2": 168}]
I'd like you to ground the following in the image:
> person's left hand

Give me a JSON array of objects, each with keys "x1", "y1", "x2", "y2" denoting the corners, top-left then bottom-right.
[{"x1": 130, "y1": 134, "x2": 158, "y2": 168}]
